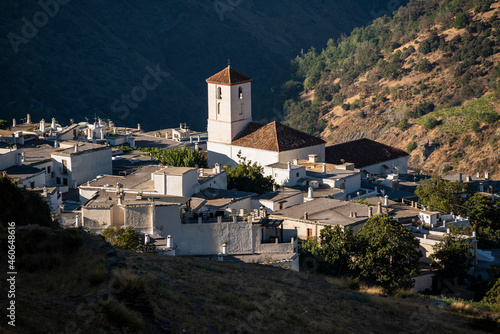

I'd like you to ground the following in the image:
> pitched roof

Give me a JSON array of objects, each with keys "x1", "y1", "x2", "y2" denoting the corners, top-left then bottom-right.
[
  {"x1": 231, "y1": 121, "x2": 325, "y2": 152},
  {"x1": 325, "y1": 138, "x2": 408, "y2": 168},
  {"x1": 206, "y1": 66, "x2": 252, "y2": 85}
]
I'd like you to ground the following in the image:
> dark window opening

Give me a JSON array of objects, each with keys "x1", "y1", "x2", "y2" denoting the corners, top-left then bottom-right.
[
  {"x1": 56, "y1": 177, "x2": 61, "y2": 185},
  {"x1": 217, "y1": 87, "x2": 222, "y2": 99},
  {"x1": 238, "y1": 87, "x2": 243, "y2": 99},
  {"x1": 63, "y1": 178, "x2": 68, "y2": 186}
]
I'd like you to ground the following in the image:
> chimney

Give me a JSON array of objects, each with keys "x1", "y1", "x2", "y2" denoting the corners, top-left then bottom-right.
[
  {"x1": 167, "y1": 235, "x2": 172, "y2": 248},
  {"x1": 368, "y1": 206, "x2": 373, "y2": 217},
  {"x1": 88, "y1": 128, "x2": 93, "y2": 140},
  {"x1": 322, "y1": 163, "x2": 327, "y2": 175},
  {"x1": 377, "y1": 202, "x2": 382, "y2": 214},
  {"x1": 383, "y1": 195, "x2": 389, "y2": 207},
  {"x1": 40, "y1": 119, "x2": 45, "y2": 132},
  {"x1": 197, "y1": 135, "x2": 201, "y2": 142},
  {"x1": 21, "y1": 151, "x2": 25, "y2": 163},
  {"x1": 137, "y1": 123, "x2": 141, "y2": 130},
  {"x1": 293, "y1": 158, "x2": 298, "y2": 165},
  {"x1": 42, "y1": 186, "x2": 48, "y2": 197},
  {"x1": 466, "y1": 176, "x2": 471, "y2": 182},
  {"x1": 98, "y1": 118, "x2": 102, "y2": 127},
  {"x1": 51, "y1": 117, "x2": 56, "y2": 129},
  {"x1": 75, "y1": 215, "x2": 80, "y2": 228},
  {"x1": 272, "y1": 184, "x2": 277, "y2": 192},
  {"x1": 195, "y1": 142, "x2": 199, "y2": 151},
  {"x1": 307, "y1": 187, "x2": 314, "y2": 199},
  {"x1": 100, "y1": 128, "x2": 105, "y2": 139},
  {"x1": 109, "y1": 121, "x2": 114, "y2": 128},
  {"x1": 304, "y1": 212, "x2": 309, "y2": 220},
  {"x1": 222, "y1": 242, "x2": 228, "y2": 256},
  {"x1": 136, "y1": 191, "x2": 143, "y2": 200},
  {"x1": 26, "y1": 114, "x2": 31, "y2": 124},
  {"x1": 485, "y1": 172, "x2": 490, "y2": 180},
  {"x1": 144, "y1": 234, "x2": 150, "y2": 244},
  {"x1": 179, "y1": 123, "x2": 183, "y2": 130},
  {"x1": 353, "y1": 212, "x2": 357, "y2": 218},
  {"x1": 190, "y1": 136, "x2": 193, "y2": 143},
  {"x1": 199, "y1": 168, "x2": 205, "y2": 177},
  {"x1": 12, "y1": 118, "x2": 16, "y2": 127},
  {"x1": 214, "y1": 163, "x2": 221, "y2": 174},
  {"x1": 458, "y1": 173, "x2": 462, "y2": 184},
  {"x1": 308, "y1": 154, "x2": 318, "y2": 163},
  {"x1": 54, "y1": 140, "x2": 59, "y2": 148},
  {"x1": 117, "y1": 194, "x2": 123, "y2": 205},
  {"x1": 74, "y1": 143, "x2": 79, "y2": 153},
  {"x1": 287, "y1": 161, "x2": 291, "y2": 171},
  {"x1": 476, "y1": 172, "x2": 480, "y2": 178}
]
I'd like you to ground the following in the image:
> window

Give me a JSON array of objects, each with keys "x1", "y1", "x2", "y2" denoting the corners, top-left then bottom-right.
[
  {"x1": 30, "y1": 182, "x2": 35, "y2": 189},
  {"x1": 307, "y1": 228, "x2": 313, "y2": 239},
  {"x1": 279, "y1": 203, "x2": 283, "y2": 210},
  {"x1": 239, "y1": 103, "x2": 243, "y2": 115},
  {"x1": 63, "y1": 178, "x2": 68, "y2": 186},
  {"x1": 217, "y1": 87, "x2": 222, "y2": 99},
  {"x1": 296, "y1": 172, "x2": 299, "y2": 177},
  {"x1": 56, "y1": 177, "x2": 61, "y2": 185},
  {"x1": 47, "y1": 166, "x2": 51, "y2": 174},
  {"x1": 238, "y1": 87, "x2": 243, "y2": 99},
  {"x1": 62, "y1": 160, "x2": 68, "y2": 174}
]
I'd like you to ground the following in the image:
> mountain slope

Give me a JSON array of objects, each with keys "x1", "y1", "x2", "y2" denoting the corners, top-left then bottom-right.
[
  {"x1": 0, "y1": 0, "x2": 404, "y2": 130},
  {"x1": 274, "y1": 0, "x2": 500, "y2": 178}
]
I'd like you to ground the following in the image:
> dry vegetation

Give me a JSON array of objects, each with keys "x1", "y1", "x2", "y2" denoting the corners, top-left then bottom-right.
[{"x1": 1, "y1": 227, "x2": 499, "y2": 333}]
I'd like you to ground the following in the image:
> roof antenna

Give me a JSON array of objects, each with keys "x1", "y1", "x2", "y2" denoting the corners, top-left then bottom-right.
[{"x1": 227, "y1": 58, "x2": 231, "y2": 68}]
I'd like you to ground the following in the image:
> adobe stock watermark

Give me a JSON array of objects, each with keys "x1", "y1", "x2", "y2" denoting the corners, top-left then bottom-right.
[
  {"x1": 7, "y1": 0, "x2": 70, "y2": 54},
  {"x1": 110, "y1": 64, "x2": 169, "y2": 120},
  {"x1": 214, "y1": 0, "x2": 243, "y2": 22}
]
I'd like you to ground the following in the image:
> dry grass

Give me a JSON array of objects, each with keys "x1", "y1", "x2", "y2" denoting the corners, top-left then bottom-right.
[
  {"x1": 110, "y1": 268, "x2": 145, "y2": 292},
  {"x1": 101, "y1": 296, "x2": 145, "y2": 332},
  {"x1": 450, "y1": 302, "x2": 480, "y2": 315}
]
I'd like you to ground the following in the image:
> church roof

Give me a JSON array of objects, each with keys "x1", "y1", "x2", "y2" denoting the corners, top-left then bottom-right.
[
  {"x1": 325, "y1": 138, "x2": 408, "y2": 168},
  {"x1": 231, "y1": 121, "x2": 325, "y2": 152},
  {"x1": 206, "y1": 66, "x2": 252, "y2": 85}
]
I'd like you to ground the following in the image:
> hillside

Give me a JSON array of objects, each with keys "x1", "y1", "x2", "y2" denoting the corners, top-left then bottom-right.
[
  {"x1": 272, "y1": 0, "x2": 500, "y2": 178},
  {"x1": 2, "y1": 226, "x2": 499, "y2": 333},
  {"x1": 0, "y1": 0, "x2": 404, "y2": 131}
]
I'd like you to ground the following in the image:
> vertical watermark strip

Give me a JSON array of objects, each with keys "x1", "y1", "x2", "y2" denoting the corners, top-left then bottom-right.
[{"x1": 7, "y1": 222, "x2": 17, "y2": 327}]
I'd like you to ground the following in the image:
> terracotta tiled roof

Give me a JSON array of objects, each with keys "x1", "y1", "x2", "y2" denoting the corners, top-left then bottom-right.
[
  {"x1": 231, "y1": 121, "x2": 325, "y2": 152},
  {"x1": 206, "y1": 66, "x2": 252, "y2": 85},
  {"x1": 325, "y1": 138, "x2": 408, "y2": 168}
]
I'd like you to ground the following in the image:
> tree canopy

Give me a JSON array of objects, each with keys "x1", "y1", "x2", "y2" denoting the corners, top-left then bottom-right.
[
  {"x1": 357, "y1": 214, "x2": 422, "y2": 293},
  {"x1": 136, "y1": 146, "x2": 208, "y2": 168},
  {"x1": 430, "y1": 233, "x2": 473, "y2": 281},
  {"x1": 223, "y1": 152, "x2": 274, "y2": 195},
  {"x1": 415, "y1": 177, "x2": 467, "y2": 215},
  {"x1": 466, "y1": 193, "x2": 500, "y2": 248},
  {"x1": 0, "y1": 174, "x2": 54, "y2": 229},
  {"x1": 0, "y1": 119, "x2": 9, "y2": 130}
]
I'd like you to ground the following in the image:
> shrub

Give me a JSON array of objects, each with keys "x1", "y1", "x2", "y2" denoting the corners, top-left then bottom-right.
[
  {"x1": 416, "y1": 58, "x2": 434, "y2": 73},
  {"x1": 422, "y1": 116, "x2": 439, "y2": 129},
  {"x1": 454, "y1": 13, "x2": 469, "y2": 29},
  {"x1": 88, "y1": 257, "x2": 108, "y2": 285},
  {"x1": 397, "y1": 118, "x2": 410, "y2": 131},
  {"x1": 470, "y1": 120, "x2": 481, "y2": 132},
  {"x1": 102, "y1": 226, "x2": 141, "y2": 250},
  {"x1": 407, "y1": 142, "x2": 417, "y2": 153},
  {"x1": 358, "y1": 111, "x2": 367, "y2": 119},
  {"x1": 111, "y1": 268, "x2": 146, "y2": 292},
  {"x1": 101, "y1": 296, "x2": 145, "y2": 331},
  {"x1": 60, "y1": 228, "x2": 84, "y2": 253}
]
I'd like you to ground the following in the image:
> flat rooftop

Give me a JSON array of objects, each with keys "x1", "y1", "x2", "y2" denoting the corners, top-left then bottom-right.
[
  {"x1": 153, "y1": 166, "x2": 195, "y2": 176},
  {"x1": 271, "y1": 198, "x2": 369, "y2": 226},
  {"x1": 85, "y1": 191, "x2": 189, "y2": 208},
  {"x1": 3, "y1": 165, "x2": 44, "y2": 180},
  {"x1": 82, "y1": 165, "x2": 160, "y2": 191},
  {"x1": 255, "y1": 188, "x2": 303, "y2": 202},
  {"x1": 52, "y1": 142, "x2": 110, "y2": 157}
]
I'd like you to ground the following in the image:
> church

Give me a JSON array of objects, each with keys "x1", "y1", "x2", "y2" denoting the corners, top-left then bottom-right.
[{"x1": 206, "y1": 65, "x2": 326, "y2": 167}]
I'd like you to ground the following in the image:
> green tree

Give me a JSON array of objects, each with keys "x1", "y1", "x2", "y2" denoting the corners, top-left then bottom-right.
[
  {"x1": 224, "y1": 152, "x2": 274, "y2": 195},
  {"x1": 430, "y1": 233, "x2": 473, "y2": 281},
  {"x1": 137, "y1": 146, "x2": 208, "y2": 168},
  {"x1": 466, "y1": 193, "x2": 500, "y2": 247},
  {"x1": 415, "y1": 177, "x2": 467, "y2": 214},
  {"x1": 313, "y1": 225, "x2": 359, "y2": 275},
  {"x1": 0, "y1": 120, "x2": 9, "y2": 130},
  {"x1": 454, "y1": 13, "x2": 469, "y2": 29},
  {"x1": 102, "y1": 226, "x2": 141, "y2": 250},
  {"x1": 0, "y1": 174, "x2": 54, "y2": 229},
  {"x1": 357, "y1": 214, "x2": 421, "y2": 293}
]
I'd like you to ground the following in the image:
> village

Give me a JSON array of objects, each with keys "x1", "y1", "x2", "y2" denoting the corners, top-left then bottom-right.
[{"x1": 1, "y1": 65, "x2": 499, "y2": 294}]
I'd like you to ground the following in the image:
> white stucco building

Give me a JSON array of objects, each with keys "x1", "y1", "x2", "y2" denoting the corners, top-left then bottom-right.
[{"x1": 205, "y1": 65, "x2": 326, "y2": 168}]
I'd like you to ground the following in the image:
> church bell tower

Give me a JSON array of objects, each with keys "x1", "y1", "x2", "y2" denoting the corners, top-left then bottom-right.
[{"x1": 206, "y1": 63, "x2": 252, "y2": 144}]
